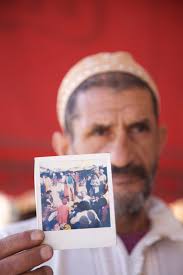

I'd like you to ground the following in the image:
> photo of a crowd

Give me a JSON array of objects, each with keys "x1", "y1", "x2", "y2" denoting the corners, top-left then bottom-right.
[{"x1": 40, "y1": 164, "x2": 111, "y2": 231}]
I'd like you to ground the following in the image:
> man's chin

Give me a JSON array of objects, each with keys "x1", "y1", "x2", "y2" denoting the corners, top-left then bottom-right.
[{"x1": 114, "y1": 191, "x2": 147, "y2": 218}]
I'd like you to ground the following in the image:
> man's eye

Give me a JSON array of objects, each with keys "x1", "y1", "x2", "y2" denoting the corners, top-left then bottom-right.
[
  {"x1": 130, "y1": 123, "x2": 150, "y2": 134},
  {"x1": 91, "y1": 126, "x2": 110, "y2": 136}
]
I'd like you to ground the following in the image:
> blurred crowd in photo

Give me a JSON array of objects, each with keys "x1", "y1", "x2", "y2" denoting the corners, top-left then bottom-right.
[{"x1": 40, "y1": 166, "x2": 111, "y2": 231}]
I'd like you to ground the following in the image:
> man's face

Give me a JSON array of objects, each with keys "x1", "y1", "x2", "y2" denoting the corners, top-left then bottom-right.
[{"x1": 65, "y1": 87, "x2": 164, "y2": 217}]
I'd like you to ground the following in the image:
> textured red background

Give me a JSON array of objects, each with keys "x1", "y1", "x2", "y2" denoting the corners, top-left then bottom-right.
[{"x1": 0, "y1": 0, "x2": 182, "y2": 202}]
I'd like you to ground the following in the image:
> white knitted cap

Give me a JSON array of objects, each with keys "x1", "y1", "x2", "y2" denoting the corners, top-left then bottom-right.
[{"x1": 57, "y1": 51, "x2": 159, "y2": 128}]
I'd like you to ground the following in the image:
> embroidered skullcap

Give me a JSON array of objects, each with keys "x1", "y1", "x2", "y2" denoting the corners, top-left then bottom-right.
[{"x1": 57, "y1": 51, "x2": 159, "y2": 128}]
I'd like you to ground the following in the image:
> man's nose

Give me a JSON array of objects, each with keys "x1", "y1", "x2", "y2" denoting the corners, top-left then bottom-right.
[{"x1": 109, "y1": 133, "x2": 134, "y2": 168}]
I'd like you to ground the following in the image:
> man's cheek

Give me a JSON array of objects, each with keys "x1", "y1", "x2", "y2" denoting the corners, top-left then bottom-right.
[
  {"x1": 74, "y1": 139, "x2": 103, "y2": 154},
  {"x1": 135, "y1": 144, "x2": 155, "y2": 169}
]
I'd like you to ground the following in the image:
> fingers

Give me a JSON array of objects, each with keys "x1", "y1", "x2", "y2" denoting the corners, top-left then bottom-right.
[
  {"x1": 0, "y1": 230, "x2": 53, "y2": 274},
  {"x1": 0, "y1": 230, "x2": 44, "y2": 260},
  {"x1": 0, "y1": 244, "x2": 53, "y2": 275},
  {"x1": 23, "y1": 266, "x2": 53, "y2": 275}
]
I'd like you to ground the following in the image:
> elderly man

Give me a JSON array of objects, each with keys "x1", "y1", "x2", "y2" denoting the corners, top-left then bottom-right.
[{"x1": 0, "y1": 52, "x2": 183, "y2": 275}]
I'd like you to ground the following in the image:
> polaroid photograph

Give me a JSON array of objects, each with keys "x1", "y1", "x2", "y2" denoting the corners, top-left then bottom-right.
[{"x1": 34, "y1": 153, "x2": 116, "y2": 250}]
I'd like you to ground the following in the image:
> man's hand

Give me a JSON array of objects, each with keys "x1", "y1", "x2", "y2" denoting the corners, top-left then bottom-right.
[{"x1": 0, "y1": 230, "x2": 53, "y2": 274}]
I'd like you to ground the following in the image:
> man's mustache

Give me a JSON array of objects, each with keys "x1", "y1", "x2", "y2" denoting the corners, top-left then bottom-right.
[{"x1": 112, "y1": 163, "x2": 148, "y2": 180}]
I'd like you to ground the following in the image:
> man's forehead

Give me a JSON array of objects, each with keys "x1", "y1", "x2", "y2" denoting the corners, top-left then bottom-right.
[{"x1": 74, "y1": 87, "x2": 154, "y2": 124}]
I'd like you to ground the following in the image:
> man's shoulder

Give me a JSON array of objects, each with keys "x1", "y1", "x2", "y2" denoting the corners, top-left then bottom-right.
[
  {"x1": 0, "y1": 217, "x2": 37, "y2": 238},
  {"x1": 146, "y1": 196, "x2": 183, "y2": 244}
]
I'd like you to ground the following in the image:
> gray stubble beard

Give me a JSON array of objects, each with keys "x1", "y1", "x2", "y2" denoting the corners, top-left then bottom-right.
[
  {"x1": 114, "y1": 163, "x2": 157, "y2": 219},
  {"x1": 114, "y1": 190, "x2": 147, "y2": 219}
]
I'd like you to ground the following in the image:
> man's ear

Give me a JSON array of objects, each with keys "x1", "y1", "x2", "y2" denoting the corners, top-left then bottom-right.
[
  {"x1": 52, "y1": 131, "x2": 70, "y2": 155},
  {"x1": 158, "y1": 126, "x2": 168, "y2": 155}
]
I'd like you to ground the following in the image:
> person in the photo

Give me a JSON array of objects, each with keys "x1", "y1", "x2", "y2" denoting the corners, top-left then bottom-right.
[
  {"x1": 48, "y1": 180, "x2": 61, "y2": 208},
  {"x1": 70, "y1": 201, "x2": 100, "y2": 229},
  {"x1": 1, "y1": 51, "x2": 183, "y2": 275},
  {"x1": 64, "y1": 177, "x2": 69, "y2": 199},
  {"x1": 86, "y1": 174, "x2": 92, "y2": 195},
  {"x1": 99, "y1": 168, "x2": 107, "y2": 195},
  {"x1": 66, "y1": 172, "x2": 75, "y2": 201},
  {"x1": 58, "y1": 172, "x2": 66, "y2": 199},
  {"x1": 90, "y1": 174, "x2": 100, "y2": 198},
  {"x1": 44, "y1": 190, "x2": 54, "y2": 208},
  {"x1": 52, "y1": 172, "x2": 57, "y2": 186},
  {"x1": 75, "y1": 190, "x2": 91, "y2": 204},
  {"x1": 56, "y1": 197, "x2": 69, "y2": 227},
  {"x1": 71, "y1": 171, "x2": 79, "y2": 193},
  {"x1": 42, "y1": 204, "x2": 57, "y2": 231},
  {"x1": 44, "y1": 173, "x2": 52, "y2": 192},
  {"x1": 77, "y1": 178, "x2": 87, "y2": 197},
  {"x1": 97, "y1": 197, "x2": 110, "y2": 227},
  {"x1": 40, "y1": 174, "x2": 46, "y2": 194}
]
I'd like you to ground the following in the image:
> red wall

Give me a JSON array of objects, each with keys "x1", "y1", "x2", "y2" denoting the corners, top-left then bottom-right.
[{"x1": 0, "y1": 0, "x2": 183, "y2": 202}]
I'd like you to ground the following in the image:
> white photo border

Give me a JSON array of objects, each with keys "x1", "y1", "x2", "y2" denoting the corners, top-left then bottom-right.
[{"x1": 34, "y1": 153, "x2": 116, "y2": 250}]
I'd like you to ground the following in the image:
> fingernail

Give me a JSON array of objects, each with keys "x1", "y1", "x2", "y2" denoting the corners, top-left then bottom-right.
[
  {"x1": 31, "y1": 230, "x2": 44, "y2": 241},
  {"x1": 44, "y1": 266, "x2": 53, "y2": 275},
  {"x1": 40, "y1": 246, "x2": 53, "y2": 260}
]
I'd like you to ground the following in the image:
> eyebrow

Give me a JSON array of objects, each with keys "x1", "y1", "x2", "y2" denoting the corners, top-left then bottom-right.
[
  {"x1": 83, "y1": 123, "x2": 111, "y2": 135},
  {"x1": 89, "y1": 122, "x2": 113, "y2": 129},
  {"x1": 127, "y1": 118, "x2": 151, "y2": 128},
  {"x1": 130, "y1": 117, "x2": 150, "y2": 124}
]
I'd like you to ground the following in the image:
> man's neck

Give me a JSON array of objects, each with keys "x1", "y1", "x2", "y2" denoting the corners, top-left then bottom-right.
[{"x1": 116, "y1": 208, "x2": 150, "y2": 235}]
